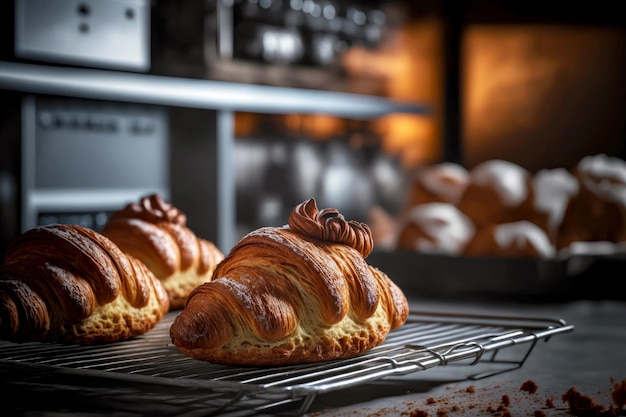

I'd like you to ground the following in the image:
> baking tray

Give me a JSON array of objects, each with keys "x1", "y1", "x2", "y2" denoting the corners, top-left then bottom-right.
[
  {"x1": 367, "y1": 246, "x2": 626, "y2": 301},
  {"x1": 0, "y1": 310, "x2": 573, "y2": 416}
]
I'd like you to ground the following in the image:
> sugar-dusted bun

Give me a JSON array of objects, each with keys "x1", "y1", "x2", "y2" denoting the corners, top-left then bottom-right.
[
  {"x1": 529, "y1": 168, "x2": 580, "y2": 243},
  {"x1": 101, "y1": 194, "x2": 224, "y2": 310},
  {"x1": 577, "y1": 154, "x2": 626, "y2": 195},
  {"x1": 0, "y1": 224, "x2": 170, "y2": 344},
  {"x1": 404, "y1": 162, "x2": 469, "y2": 207},
  {"x1": 367, "y1": 205, "x2": 398, "y2": 251},
  {"x1": 558, "y1": 154, "x2": 626, "y2": 248},
  {"x1": 396, "y1": 202, "x2": 476, "y2": 256},
  {"x1": 170, "y1": 198, "x2": 409, "y2": 366},
  {"x1": 463, "y1": 221, "x2": 556, "y2": 259},
  {"x1": 457, "y1": 160, "x2": 534, "y2": 227}
]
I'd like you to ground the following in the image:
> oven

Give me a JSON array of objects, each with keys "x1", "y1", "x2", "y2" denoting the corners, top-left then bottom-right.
[
  {"x1": 21, "y1": 95, "x2": 169, "y2": 231},
  {"x1": 0, "y1": 94, "x2": 169, "y2": 255}
]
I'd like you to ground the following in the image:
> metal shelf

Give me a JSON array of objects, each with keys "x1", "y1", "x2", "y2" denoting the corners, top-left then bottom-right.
[
  {"x1": 0, "y1": 310, "x2": 573, "y2": 416},
  {"x1": 0, "y1": 60, "x2": 430, "y2": 118},
  {"x1": 0, "y1": 60, "x2": 431, "y2": 252}
]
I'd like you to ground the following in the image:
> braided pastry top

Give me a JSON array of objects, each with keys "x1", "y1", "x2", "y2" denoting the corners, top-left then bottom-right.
[
  {"x1": 109, "y1": 193, "x2": 187, "y2": 225},
  {"x1": 0, "y1": 224, "x2": 169, "y2": 344},
  {"x1": 170, "y1": 198, "x2": 409, "y2": 366},
  {"x1": 289, "y1": 198, "x2": 374, "y2": 258},
  {"x1": 102, "y1": 194, "x2": 224, "y2": 310}
]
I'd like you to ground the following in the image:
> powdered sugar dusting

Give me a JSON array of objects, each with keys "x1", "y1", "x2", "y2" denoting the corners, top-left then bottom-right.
[
  {"x1": 46, "y1": 224, "x2": 87, "y2": 249},
  {"x1": 472, "y1": 160, "x2": 529, "y2": 207},
  {"x1": 292, "y1": 236, "x2": 346, "y2": 315},
  {"x1": 215, "y1": 273, "x2": 295, "y2": 338},
  {"x1": 578, "y1": 154, "x2": 626, "y2": 183},
  {"x1": 357, "y1": 260, "x2": 378, "y2": 309},
  {"x1": 127, "y1": 218, "x2": 178, "y2": 262},
  {"x1": 577, "y1": 154, "x2": 626, "y2": 204},
  {"x1": 217, "y1": 276, "x2": 255, "y2": 311},
  {"x1": 406, "y1": 203, "x2": 475, "y2": 255},
  {"x1": 493, "y1": 221, "x2": 555, "y2": 258},
  {"x1": 246, "y1": 227, "x2": 346, "y2": 319},
  {"x1": 533, "y1": 168, "x2": 579, "y2": 231},
  {"x1": 421, "y1": 162, "x2": 469, "y2": 204}
]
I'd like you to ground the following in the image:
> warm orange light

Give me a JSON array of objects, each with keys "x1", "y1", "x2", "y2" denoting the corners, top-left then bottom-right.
[
  {"x1": 300, "y1": 114, "x2": 347, "y2": 140},
  {"x1": 342, "y1": 17, "x2": 444, "y2": 169},
  {"x1": 373, "y1": 114, "x2": 437, "y2": 167},
  {"x1": 233, "y1": 15, "x2": 444, "y2": 169},
  {"x1": 234, "y1": 112, "x2": 260, "y2": 137},
  {"x1": 463, "y1": 25, "x2": 626, "y2": 170}
]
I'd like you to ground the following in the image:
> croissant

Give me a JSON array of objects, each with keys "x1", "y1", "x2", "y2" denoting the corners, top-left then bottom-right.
[
  {"x1": 170, "y1": 198, "x2": 409, "y2": 366},
  {"x1": 0, "y1": 224, "x2": 170, "y2": 344},
  {"x1": 101, "y1": 194, "x2": 224, "y2": 310}
]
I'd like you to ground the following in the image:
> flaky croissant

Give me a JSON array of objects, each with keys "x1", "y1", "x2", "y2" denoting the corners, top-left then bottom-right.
[
  {"x1": 101, "y1": 194, "x2": 224, "y2": 310},
  {"x1": 0, "y1": 224, "x2": 170, "y2": 344},
  {"x1": 170, "y1": 198, "x2": 409, "y2": 366}
]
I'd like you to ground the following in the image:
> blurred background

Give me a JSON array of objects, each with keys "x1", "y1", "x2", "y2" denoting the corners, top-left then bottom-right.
[{"x1": 0, "y1": 0, "x2": 624, "y2": 262}]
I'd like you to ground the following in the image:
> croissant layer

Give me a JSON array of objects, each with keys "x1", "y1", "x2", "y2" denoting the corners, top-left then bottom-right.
[
  {"x1": 0, "y1": 224, "x2": 170, "y2": 344},
  {"x1": 170, "y1": 198, "x2": 409, "y2": 366},
  {"x1": 101, "y1": 194, "x2": 224, "y2": 310}
]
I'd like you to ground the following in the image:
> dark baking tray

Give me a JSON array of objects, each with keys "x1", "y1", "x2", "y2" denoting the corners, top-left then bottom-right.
[{"x1": 367, "y1": 247, "x2": 626, "y2": 302}]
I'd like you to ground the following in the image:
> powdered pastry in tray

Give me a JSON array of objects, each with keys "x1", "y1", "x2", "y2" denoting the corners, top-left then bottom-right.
[
  {"x1": 396, "y1": 202, "x2": 475, "y2": 256},
  {"x1": 101, "y1": 194, "x2": 224, "y2": 310},
  {"x1": 457, "y1": 159, "x2": 534, "y2": 227},
  {"x1": 558, "y1": 154, "x2": 626, "y2": 248},
  {"x1": 170, "y1": 198, "x2": 409, "y2": 366},
  {"x1": 463, "y1": 220, "x2": 556, "y2": 259},
  {"x1": 367, "y1": 204, "x2": 399, "y2": 251},
  {"x1": 528, "y1": 167, "x2": 579, "y2": 244},
  {"x1": 403, "y1": 162, "x2": 469, "y2": 207},
  {"x1": 0, "y1": 224, "x2": 170, "y2": 344}
]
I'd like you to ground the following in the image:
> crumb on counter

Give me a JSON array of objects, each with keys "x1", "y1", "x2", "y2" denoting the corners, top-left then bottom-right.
[
  {"x1": 309, "y1": 377, "x2": 626, "y2": 417},
  {"x1": 520, "y1": 379, "x2": 538, "y2": 394}
]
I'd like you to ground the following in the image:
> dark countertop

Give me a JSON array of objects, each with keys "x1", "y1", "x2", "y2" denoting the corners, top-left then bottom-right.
[
  {"x1": 1, "y1": 298, "x2": 625, "y2": 416},
  {"x1": 306, "y1": 299, "x2": 626, "y2": 416}
]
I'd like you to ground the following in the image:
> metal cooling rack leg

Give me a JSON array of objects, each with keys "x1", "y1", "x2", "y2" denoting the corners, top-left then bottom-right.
[
  {"x1": 297, "y1": 393, "x2": 318, "y2": 415},
  {"x1": 468, "y1": 336, "x2": 539, "y2": 380}
]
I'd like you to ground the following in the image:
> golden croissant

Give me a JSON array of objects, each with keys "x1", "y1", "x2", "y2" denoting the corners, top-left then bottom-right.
[
  {"x1": 170, "y1": 198, "x2": 409, "y2": 366},
  {"x1": 101, "y1": 194, "x2": 224, "y2": 310},
  {"x1": 0, "y1": 224, "x2": 170, "y2": 344}
]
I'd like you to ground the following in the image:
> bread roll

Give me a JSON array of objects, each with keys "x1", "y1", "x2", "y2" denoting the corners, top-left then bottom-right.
[
  {"x1": 457, "y1": 160, "x2": 534, "y2": 227},
  {"x1": 367, "y1": 205, "x2": 398, "y2": 251},
  {"x1": 170, "y1": 198, "x2": 409, "y2": 366},
  {"x1": 404, "y1": 162, "x2": 469, "y2": 207},
  {"x1": 0, "y1": 224, "x2": 169, "y2": 344},
  {"x1": 529, "y1": 168, "x2": 580, "y2": 244},
  {"x1": 558, "y1": 154, "x2": 626, "y2": 248},
  {"x1": 463, "y1": 221, "x2": 556, "y2": 259},
  {"x1": 396, "y1": 202, "x2": 475, "y2": 256},
  {"x1": 101, "y1": 194, "x2": 224, "y2": 310}
]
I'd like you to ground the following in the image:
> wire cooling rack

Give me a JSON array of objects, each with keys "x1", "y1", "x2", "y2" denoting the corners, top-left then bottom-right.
[{"x1": 0, "y1": 310, "x2": 573, "y2": 416}]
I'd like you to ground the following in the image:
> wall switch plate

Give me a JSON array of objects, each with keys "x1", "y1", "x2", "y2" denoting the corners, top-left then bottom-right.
[{"x1": 15, "y1": 0, "x2": 150, "y2": 72}]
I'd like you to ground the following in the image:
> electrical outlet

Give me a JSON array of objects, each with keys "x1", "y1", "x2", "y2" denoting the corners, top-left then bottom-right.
[{"x1": 15, "y1": 0, "x2": 150, "y2": 72}]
